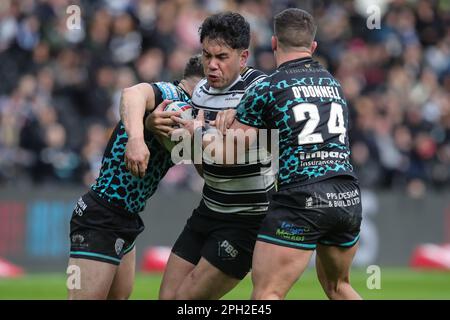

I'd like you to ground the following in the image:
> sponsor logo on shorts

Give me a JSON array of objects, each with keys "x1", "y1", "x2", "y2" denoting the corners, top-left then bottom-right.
[
  {"x1": 72, "y1": 234, "x2": 84, "y2": 243},
  {"x1": 71, "y1": 233, "x2": 88, "y2": 249},
  {"x1": 304, "y1": 192, "x2": 329, "y2": 208},
  {"x1": 276, "y1": 222, "x2": 309, "y2": 242},
  {"x1": 218, "y1": 240, "x2": 239, "y2": 260},
  {"x1": 326, "y1": 189, "x2": 360, "y2": 207},
  {"x1": 74, "y1": 197, "x2": 87, "y2": 216},
  {"x1": 305, "y1": 196, "x2": 313, "y2": 208},
  {"x1": 115, "y1": 238, "x2": 125, "y2": 256}
]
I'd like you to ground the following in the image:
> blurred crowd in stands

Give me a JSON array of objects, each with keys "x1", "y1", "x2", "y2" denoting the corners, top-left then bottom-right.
[{"x1": 0, "y1": 0, "x2": 449, "y2": 198}]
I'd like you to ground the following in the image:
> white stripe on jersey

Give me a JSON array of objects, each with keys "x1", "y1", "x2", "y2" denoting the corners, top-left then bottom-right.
[
  {"x1": 202, "y1": 148, "x2": 272, "y2": 174},
  {"x1": 202, "y1": 196, "x2": 269, "y2": 215},
  {"x1": 206, "y1": 183, "x2": 276, "y2": 195},
  {"x1": 203, "y1": 170, "x2": 276, "y2": 192},
  {"x1": 192, "y1": 80, "x2": 242, "y2": 110},
  {"x1": 192, "y1": 68, "x2": 274, "y2": 216}
]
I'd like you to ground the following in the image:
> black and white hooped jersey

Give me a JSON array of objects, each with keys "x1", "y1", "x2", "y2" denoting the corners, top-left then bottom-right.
[
  {"x1": 236, "y1": 57, "x2": 356, "y2": 189},
  {"x1": 191, "y1": 67, "x2": 275, "y2": 216}
]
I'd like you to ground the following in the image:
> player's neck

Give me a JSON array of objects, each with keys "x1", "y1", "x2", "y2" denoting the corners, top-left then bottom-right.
[
  {"x1": 179, "y1": 78, "x2": 197, "y2": 97},
  {"x1": 275, "y1": 49, "x2": 312, "y2": 68}
]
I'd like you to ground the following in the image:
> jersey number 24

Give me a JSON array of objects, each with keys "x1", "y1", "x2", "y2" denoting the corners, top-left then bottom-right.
[{"x1": 293, "y1": 102, "x2": 346, "y2": 145}]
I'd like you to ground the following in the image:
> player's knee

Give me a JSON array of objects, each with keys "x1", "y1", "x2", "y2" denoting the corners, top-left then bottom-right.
[
  {"x1": 173, "y1": 283, "x2": 200, "y2": 300},
  {"x1": 107, "y1": 285, "x2": 133, "y2": 300},
  {"x1": 68, "y1": 278, "x2": 110, "y2": 300},
  {"x1": 173, "y1": 290, "x2": 189, "y2": 300},
  {"x1": 323, "y1": 279, "x2": 350, "y2": 300},
  {"x1": 159, "y1": 287, "x2": 177, "y2": 300},
  {"x1": 252, "y1": 292, "x2": 284, "y2": 300},
  {"x1": 323, "y1": 281, "x2": 338, "y2": 298},
  {"x1": 107, "y1": 291, "x2": 131, "y2": 300},
  {"x1": 172, "y1": 270, "x2": 205, "y2": 300},
  {"x1": 173, "y1": 283, "x2": 210, "y2": 300},
  {"x1": 107, "y1": 292, "x2": 131, "y2": 300},
  {"x1": 251, "y1": 288, "x2": 285, "y2": 300}
]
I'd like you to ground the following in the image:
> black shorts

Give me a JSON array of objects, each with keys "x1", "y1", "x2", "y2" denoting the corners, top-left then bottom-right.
[
  {"x1": 69, "y1": 191, "x2": 145, "y2": 265},
  {"x1": 171, "y1": 202, "x2": 265, "y2": 280},
  {"x1": 258, "y1": 177, "x2": 362, "y2": 250}
]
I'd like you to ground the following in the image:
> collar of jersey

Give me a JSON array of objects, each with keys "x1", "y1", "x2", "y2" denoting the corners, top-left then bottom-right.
[{"x1": 278, "y1": 57, "x2": 314, "y2": 70}]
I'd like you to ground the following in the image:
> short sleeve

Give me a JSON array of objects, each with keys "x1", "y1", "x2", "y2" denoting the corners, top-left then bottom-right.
[{"x1": 153, "y1": 82, "x2": 180, "y2": 101}]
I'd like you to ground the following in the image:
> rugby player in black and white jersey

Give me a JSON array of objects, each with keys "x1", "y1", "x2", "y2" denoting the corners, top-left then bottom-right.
[
  {"x1": 149, "y1": 12, "x2": 274, "y2": 300},
  {"x1": 180, "y1": 9, "x2": 362, "y2": 300}
]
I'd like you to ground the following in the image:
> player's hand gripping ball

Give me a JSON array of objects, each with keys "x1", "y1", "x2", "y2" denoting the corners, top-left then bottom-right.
[{"x1": 161, "y1": 101, "x2": 193, "y2": 151}]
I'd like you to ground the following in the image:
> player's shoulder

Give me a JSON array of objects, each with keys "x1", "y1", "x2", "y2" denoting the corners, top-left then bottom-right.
[
  {"x1": 153, "y1": 81, "x2": 176, "y2": 90},
  {"x1": 240, "y1": 67, "x2": 267, "y2": 88},
  {"x1": 241, "y1": 67, "x2": 266, "y2": 82},
  {"x1": 193, "y1": 78, "x2": 208, "y2": 93},
  {"x1": 152, "y1": 81, "x2": 181, "y2": 100},
  {"x1": 191, "y1": 78, "x2": 208, "y2": 101},
  {"x1": 242, "y1": 68, "x2": 279, "y2": 94}
]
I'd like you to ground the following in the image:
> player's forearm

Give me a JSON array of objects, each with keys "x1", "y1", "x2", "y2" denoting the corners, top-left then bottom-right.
[{"x1": 120, "y1": 87, "x2": 147, "y2": 140}]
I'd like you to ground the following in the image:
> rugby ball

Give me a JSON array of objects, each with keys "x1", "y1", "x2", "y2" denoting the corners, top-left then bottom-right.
[
  {"x1": 163, "y1": 101, "x2": 193, "y2": 120},
  {"x1": 161, "y1": 101, "x2": 193, "y2": 152}
]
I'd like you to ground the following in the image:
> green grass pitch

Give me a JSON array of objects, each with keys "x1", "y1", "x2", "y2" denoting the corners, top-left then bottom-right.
[{"x1": 0, "y1": 268, "x2": 449, "y2": 299}]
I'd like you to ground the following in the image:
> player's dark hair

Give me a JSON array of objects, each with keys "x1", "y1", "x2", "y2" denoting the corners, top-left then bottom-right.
[
  {"x1": 199, "y1": 12, "x2": 250, "y2": 49},
  {"x1": 183, "y1": 55, "x2": 204, "y2": 79},
  {"x1": 274, "y1": 8, "x2": 317, "y2": 49}
]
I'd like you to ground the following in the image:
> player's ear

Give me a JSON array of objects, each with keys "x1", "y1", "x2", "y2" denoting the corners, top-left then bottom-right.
[
  {"x1": 239, "y1": 49, "x2": 249, "y2": 68},
  {"x1": 271, "y1": 35, "x2": 277, "y2": 52},
  {"x1": 311, "y1": 41, "x2": 318, "y2": 55}
]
